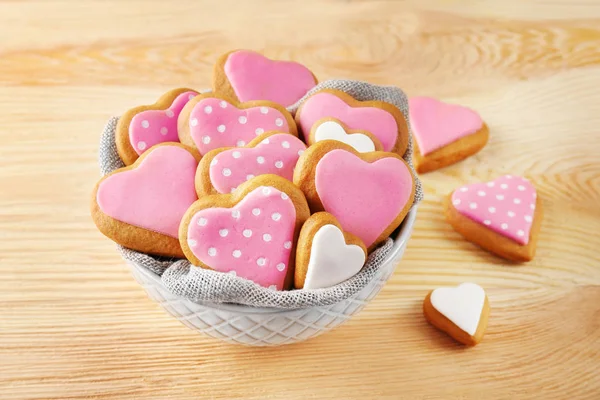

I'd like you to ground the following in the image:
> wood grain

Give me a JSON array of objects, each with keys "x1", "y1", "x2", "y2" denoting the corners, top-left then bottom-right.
[{"x1": 1, "y1": 1, "x2": 599, "y2": 399}]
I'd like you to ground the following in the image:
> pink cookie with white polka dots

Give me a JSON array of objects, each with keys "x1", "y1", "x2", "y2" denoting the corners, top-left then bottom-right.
[
  {"x1": 116, "y1": 88, "x2": 199, "y2": 165},
  {"x1": 446, "y1": 175, "x2": 543, "y2": 262},
  {"x1": 179, "y1": 175, "x2": 310, "y2": 290},
  {"x1": 177, "y1": 93, "x2": 297, "y2": 156},
  {"x1": 195, "y1": 132, "x2": 307, "y2": 196}
]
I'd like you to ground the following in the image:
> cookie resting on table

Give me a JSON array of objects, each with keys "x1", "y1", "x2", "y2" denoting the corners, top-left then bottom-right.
[
  {"x1": 445, "y1": 175, "x2": 542, "y2": 262},
  {"x1": 408, "y1": 96, "x2": 489, "y2": 173},
  {"x1": 423, "y1": 282, "x2": 490, "y2": 346}
]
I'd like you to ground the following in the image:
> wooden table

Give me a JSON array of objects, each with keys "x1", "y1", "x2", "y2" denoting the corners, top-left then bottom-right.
[{"x1": 2, "y1": 1, "x2": 599, "y2": 399}]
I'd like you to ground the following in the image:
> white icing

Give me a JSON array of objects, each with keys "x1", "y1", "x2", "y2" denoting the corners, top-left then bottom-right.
[
  {"x1": 303, "y1": 224, "x2": 366, "y2": 289},
  {"x1": 430, "y1": 282, "x2": 486, "y2": 336},
  {"x1": 313, "y1": 121, "x2": 376, "y2": 153}
]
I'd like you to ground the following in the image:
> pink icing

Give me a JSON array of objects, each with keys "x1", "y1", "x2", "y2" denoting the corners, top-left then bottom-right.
[
  {"x1": 189, "y1": 98, "x2": 291, "y2": 155},
  {"x1": 297, "y1": 92, "x2": 399, "y2": 152},
  {"x1": 451, "y1": 175, "x2": 537, "y2": 245},
  {"x1": 97, "y1": 146, "x2": 199, "y2": 238},
  {"x1": 409, "y1": 96, "x2": 484, "y2": 155},
  {"x1": 315, "y1": 150, "x2": 413, "y2": 247},
  {"x1": 224, "y1": 50, "x2": 316, "y2": 107},
  {"x1": 209, "y1": 134, "x2": 307, "y2": 194},
  {"x1": 187, "y1": 186, "x2": 296, "y2": 290},
  {"x1": 129, "y1": 91, "x2": 197, "y2": 155}
]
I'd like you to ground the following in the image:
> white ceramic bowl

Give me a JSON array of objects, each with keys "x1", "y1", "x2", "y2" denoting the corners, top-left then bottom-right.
[{"x1": 127, "y1": 208, "x2": 417, "y2": 346}]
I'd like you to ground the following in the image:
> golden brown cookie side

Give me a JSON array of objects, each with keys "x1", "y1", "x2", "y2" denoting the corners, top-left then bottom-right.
[{"x1": 211, "y1": 50, "x2": 241, "y2": 103}]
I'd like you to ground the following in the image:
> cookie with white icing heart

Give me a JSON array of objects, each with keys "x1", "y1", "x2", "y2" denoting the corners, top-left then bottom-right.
[
  {"x1": 295, "y1": 89, "x2": 409, "y2": 156},
  {"x1": 446, "y1": 175, "x2": 543, "y2": 262},
  {"x1": 116, "y1": 88, "x2": 199, "y2": 165},
  {"x1": 177, "y1": 93, "x2": 297, "y2": 156},
  {"x1": 179, "y1": 175, "x2": 310, "y2": 290},
  {"x1": 293, "y1": 141, "x2": 415, "y2": 251},
  {"x1": 295, "y1": 212, "x2": 367, "y2": 289},
  {"x1": 423, "y1": 283, "x2": 490, "y2": 346},
  {"x1": 91, "y1": 143, "x2": 201, "y2": 258},
  {"x1": 307, "y1": 118, "x2": 383, "y2": 153},
  {"x1": 409, "y1": 97, "x2": 489, "y2": 173},
  {"x1": 212, "y1": 49, "x2": 318, "y2": 107},
  {"x1": 195, "y1": 132, "x2": 307, "y2": 197}
]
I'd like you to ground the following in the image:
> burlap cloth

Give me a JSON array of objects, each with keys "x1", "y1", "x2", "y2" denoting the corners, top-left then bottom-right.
[{"x1": 98, "y1": 80, "x2": 423, "y2": 309}]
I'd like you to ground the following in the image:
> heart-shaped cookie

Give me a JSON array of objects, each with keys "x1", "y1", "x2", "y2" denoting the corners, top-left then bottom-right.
[
  {"x1": 446, "y1": 175, "x2": 542, "y2": 262},
  {"x1": 295, "y1": 89, "x2": 409, "y2": 156},
  {"x1": 423, "y1": 282, "x2": 490, "y2": 346},
  {"x1": 178, "y1": 93, "x2": 297, "y2": 155},
  {"x1": 196, "y1": 132, "x2": 307, "y2": 196},
  {"x1": 409, "y1": 96, "x2": 489, "y2": 173},
  {"x1": 308, "y1": 118, "x2": 383, "y2": 153},
  {"x1": 294, "y1": 141, "x2": 415, "y2": 250},
  {"x1": 91, "y1": 143, "x2": 201, "y2": 257},
  {"x1": 295, "y1": 212, "x2": 367, "y2": 289},
  {"x1": 212, "y1": 49, "x2": 318, "y2": 107},
  {"x1": 116, "y1": 88, "x2": 198, "y2": 165},
  {"x1": 179, "y1": 175, "x2": 310, "y2": 290}
]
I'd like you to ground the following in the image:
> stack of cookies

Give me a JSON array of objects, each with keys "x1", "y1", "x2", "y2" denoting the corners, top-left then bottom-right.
[{"x1": 91, "y1": 49, "x2": 417, "y2": 291}]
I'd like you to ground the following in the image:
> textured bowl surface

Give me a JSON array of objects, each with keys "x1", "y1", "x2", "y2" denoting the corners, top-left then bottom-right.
[{"x1": 128, "y1": 208, "x2": 417, "y2": 346}]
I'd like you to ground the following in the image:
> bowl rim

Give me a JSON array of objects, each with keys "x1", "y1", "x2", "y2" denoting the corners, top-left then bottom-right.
[{"x1": 130, "y1": 206, "x2": 418, "y2": 314}]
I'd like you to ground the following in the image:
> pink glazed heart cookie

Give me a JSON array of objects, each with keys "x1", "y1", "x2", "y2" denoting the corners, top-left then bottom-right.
[
  {"x1": 295, "y1": 89, "x2": 409, "y2": 156},
  {"x1": 446, "y1": 175, "x2": 543, "y2": 262},
  {"x1": 212, "y1": 49, "x2": 318, "y2": 107},
  {"x1": 294, "y1": 142, "x2": 415, "y2": 251},
  {"x1": 91, "y1": 143, "x2": 201, "y2": 258},
  {"x1": 178, "y1": 93, "x2": 297, "y2": 155},
  {"x1": 196, "y1": 132, "x2": 307, "y2": 196},
  {"x1": 179, "y1": 175, "x2": 310, "y2": 290},
  {"x1": 409, "y1": 97, "x2": 489, "y2": 173},
  {"x1": 116, "y1": 88, "x2": 199, "y2": 165}
]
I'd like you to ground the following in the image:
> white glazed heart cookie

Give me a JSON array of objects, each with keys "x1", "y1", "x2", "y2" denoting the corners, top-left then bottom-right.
[
  {"x1": 307, "y1": 118, "x2": 383, "y2": 153},
  {"x1": 423, "y1": 282, "x2": 490, "y2": 346},
  {"x1": 294, "y1": 212, "x2": 367, "y2": 289}
]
